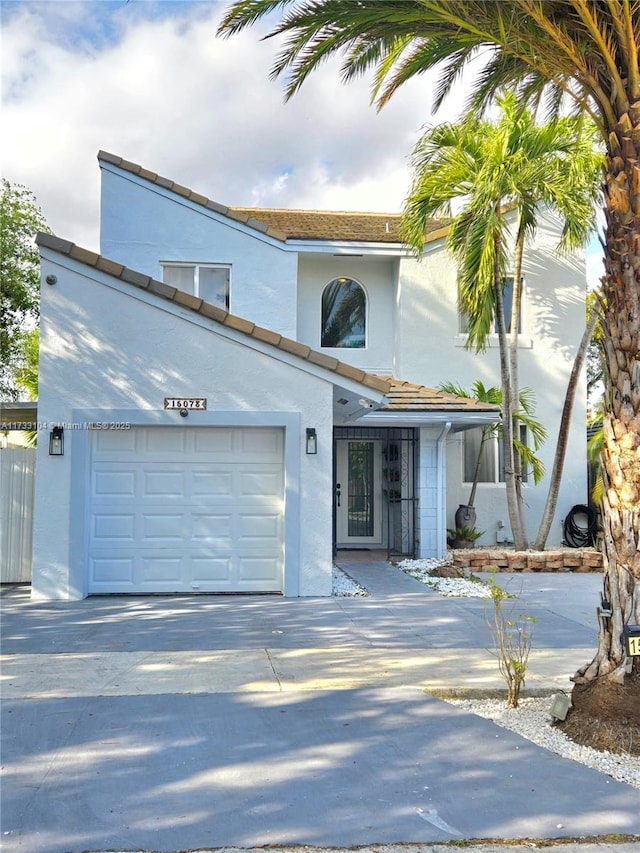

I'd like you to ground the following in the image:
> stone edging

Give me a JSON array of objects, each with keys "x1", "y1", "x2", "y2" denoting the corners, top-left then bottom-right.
[{"x1": 450, "y1": 548, "x2": 602, "y2": 573}]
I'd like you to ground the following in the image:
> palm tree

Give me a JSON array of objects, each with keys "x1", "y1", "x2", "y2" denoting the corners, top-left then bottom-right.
[
  {"x1": 402, "y1": 94, "x2": 602, "y2": 548},
  {"x1": 440, "y1": 379, "x2": 546, "y2": 513},
  {"x1": 218, "y1": 0, "x2": 640, "y2": 686},
  {"x1": 534, "y1": 305, "x2": 599, "y2": 549}
]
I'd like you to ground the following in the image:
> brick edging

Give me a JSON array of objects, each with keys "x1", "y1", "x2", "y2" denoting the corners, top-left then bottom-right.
[{"x1": 450, "y1": 548, "x2": 602, "y2": 572}]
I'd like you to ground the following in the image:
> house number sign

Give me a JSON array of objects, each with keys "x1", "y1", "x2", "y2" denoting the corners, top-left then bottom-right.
[
  {"x1": 164, "y1": 397, "x2": 207, "y2": 410},
  {"x1": 623, "y1": 626, "x2": 640, "y2": 657}
]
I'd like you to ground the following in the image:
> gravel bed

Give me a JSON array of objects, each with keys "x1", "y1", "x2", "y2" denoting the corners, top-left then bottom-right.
[
  {"x1": 445, "y1": 695, "x2": 640, "y2": 790},
  {"x1": 332, "y1": 566, "x2": 368, "y2": 597},
  {"x1": 397, "y1": 557, "x2": 493, "y2": 597}
]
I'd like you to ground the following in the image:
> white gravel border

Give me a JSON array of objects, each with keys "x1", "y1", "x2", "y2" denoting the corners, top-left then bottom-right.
[
  {"x1": 398, "y1": 558, "x2": 493, "y2": 597},
  {"x1": 332, "y1": 566, "x2": 368, "y2": 597},
  {"x1": 446, "y1": 695, "x2": 640, "y2": 790}
]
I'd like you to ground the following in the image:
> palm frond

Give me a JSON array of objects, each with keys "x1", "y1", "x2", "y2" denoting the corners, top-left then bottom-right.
[{"x1": 219, "y1": 0, "x2": 640, "y2": 141}]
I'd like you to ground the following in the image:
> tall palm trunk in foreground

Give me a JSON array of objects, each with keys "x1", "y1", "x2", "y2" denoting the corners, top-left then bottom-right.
[{"x1": 582, "y1": 116, "x2": 640, "y2": 682}]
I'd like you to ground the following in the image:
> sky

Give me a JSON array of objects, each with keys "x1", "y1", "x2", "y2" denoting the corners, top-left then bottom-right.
[
  {"x1": 1, "y1": 0, "x2": 469, "y2": 252},
  {"x1": 2, "y1": 0, "x2": 603, "y2": 281}
]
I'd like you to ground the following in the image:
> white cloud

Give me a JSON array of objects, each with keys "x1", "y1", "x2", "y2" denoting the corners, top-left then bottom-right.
[{"x1": 2, "y1": 1, "x2": 464, "y2": 251}]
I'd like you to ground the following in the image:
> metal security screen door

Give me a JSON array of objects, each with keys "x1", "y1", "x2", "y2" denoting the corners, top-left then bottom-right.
[{"x1": 334, "y1": 427, "x2": 417, "y2": 557}]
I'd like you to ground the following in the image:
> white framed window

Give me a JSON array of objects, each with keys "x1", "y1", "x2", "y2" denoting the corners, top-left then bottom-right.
[
  {"x1": 463, "y1": 424, "x2": 529, "y2": 485},
  {"x1": 161, "y1": 263, "x2": 230, "y2": 310},
  {"x1": 321, "y1": 277, "x2": 366, "y2": 348},
  {"x1": 458, "y1": 275, "x2": 525, "y2": 337},
  {"x1": 495, "y1": 275, "x2": 522, "y2": 334}
]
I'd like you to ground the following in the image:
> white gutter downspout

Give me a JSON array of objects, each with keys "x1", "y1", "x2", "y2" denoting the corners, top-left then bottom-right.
[{"x1": 436, "y1": 422, "x2": 452, "y2": 558}]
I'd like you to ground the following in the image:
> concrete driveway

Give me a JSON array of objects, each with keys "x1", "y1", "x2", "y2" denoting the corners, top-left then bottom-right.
[{"x1": 2, "y1": 562, "x2": 639, "y2": 852}]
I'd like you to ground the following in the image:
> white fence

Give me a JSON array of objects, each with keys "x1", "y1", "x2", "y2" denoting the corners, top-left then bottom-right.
[{"x1": 1, "y1": 447, "x2": 35, "y2": 583}]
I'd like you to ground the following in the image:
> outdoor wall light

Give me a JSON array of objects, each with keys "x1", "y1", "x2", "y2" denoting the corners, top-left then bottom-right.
[
  {"x1": 306, "y1": 428, "x2": 317, "y2": 455},
  {"x1": 49, "y1": 426, "x2": 64, "y2": 456}
]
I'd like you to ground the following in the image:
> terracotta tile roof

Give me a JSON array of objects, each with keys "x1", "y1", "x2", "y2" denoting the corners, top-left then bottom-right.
[
  {"x1": 97, "y1": 151, "x2": 450, "y2": 245},
  {"x1": 382, "y1": 380, "x2": 500, "y2": 412},
  {"x1": 36, "y1": 234, "x2": 498, "y2": 418},
  {"x1": 231, "y1": 207, "x2": 450, "y2": 244}
]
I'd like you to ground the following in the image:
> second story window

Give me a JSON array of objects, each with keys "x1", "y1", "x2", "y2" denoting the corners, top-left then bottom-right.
[
  {"x1": 321, "y1": 278, "x2": 366, "y2": 348},
  {"x1": 162, "y1": 263, "x2": 230, "y2": 310},
  {"x1": 495, "y1": 275, "x2": 522, "y2": 334},
  {"x1": 458, "y1": 275, "x2": 523, "y2": 335},
  {"x1": 464, "y1": 424, "x2": 529, "y2": 485}
]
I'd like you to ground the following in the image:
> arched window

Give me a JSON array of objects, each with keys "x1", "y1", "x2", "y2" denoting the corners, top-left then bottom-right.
[{"x1": 321, "y1": 278, "x2": 366, "y2": 348}]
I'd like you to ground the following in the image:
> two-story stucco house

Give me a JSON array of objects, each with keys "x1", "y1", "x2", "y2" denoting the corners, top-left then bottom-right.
[{"x1": 31, "y1": 151, "x2": 588, "y2": 600}]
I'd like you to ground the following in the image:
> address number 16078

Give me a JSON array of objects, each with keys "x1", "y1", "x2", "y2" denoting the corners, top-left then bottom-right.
[{"x1": 164, "y1": 398, "x2": 207, "y2": 410}]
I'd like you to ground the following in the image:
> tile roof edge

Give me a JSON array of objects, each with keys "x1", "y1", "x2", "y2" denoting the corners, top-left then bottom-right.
[
  {"x1": 381, "y1": 377, "x2": 501, "y2": 411},
  {"x1": 96, "y1": 150, "x2": 451, "y2": 245},
  {"x1": 36, "y1": 233, "x2": 392, "y2": 398},
  {"x1": 233, "y1": 205, "x2": 404, "y2": 218}
]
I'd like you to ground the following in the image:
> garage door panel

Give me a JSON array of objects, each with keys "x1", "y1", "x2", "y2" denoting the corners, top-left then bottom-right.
[
  {"x1": 143, "y1": 429, "x2": 187, "y2": 453},
  {"x1": 191, "y1": 557, "x2": 233, "y2": 582},
  {"x1": 238, "y1": 512, "x2": 281, "y2": 544},
  {"x1": 191, "y1": 470, "x2": 233, "y2": 497},
  {"x1": 88, "y1": 427, "x2": 284, "y2": 594},
  {"x1": 93, "y1": 429, "x2": 137, "y2": 453},
  {"x1": 143, "y1": 470, "x2": 185, "y2": 497},
  {"x1": 193, "y1": 429, "x2": 234, "y2": 453},
  {"x1": 140, "y1": 555, "x2": 183, "y2": 582},
  {"x1": 192, "y1": 513, "x2": 232, "y2": 543},
  {"x1": 91, "y1": 556, "x2": 134, "y2": 585},
  {"x1": 239, "y1": 469, "x2": 282, "y2": 497},
  {"x1": 238, "y1": 557, "x2": 281, "y2": 585},
  {"x1": 93, "y1": 470, "x2": 136, "y2": 497},
  {"x1": 239, "y1": 428, "x2": 282, "y2": 457},
  {"x1": 142, "y1": 513, "x2": 185, "y2": 542},
  {"x1": 92, "y1": 513, "x2": 135, "y2": 544}
]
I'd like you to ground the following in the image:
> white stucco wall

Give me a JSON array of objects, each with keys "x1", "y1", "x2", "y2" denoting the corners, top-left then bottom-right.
[
  {"x1": 396, "y1": 209, "x2": 588, "y2": 547},
  {"x1": 99, "y1": 165, "x2": 299, "y2": 339},
  {"x1": 296, "y1": 255, "x2": 397, "y2": 375},
  {"x1": 97, "y1": 163, "x2": 588, "y2": 551},
  {"x1": 33, "y1": 249, "x2": 335, "y2": 600},
  {"x1": 416, "y1": 425, "x2": 450, "y2": 558}
]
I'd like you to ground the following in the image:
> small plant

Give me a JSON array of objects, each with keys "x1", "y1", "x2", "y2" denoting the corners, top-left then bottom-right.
[
  {"x1": 485, "y1": 572, "x2": 537, "y2": 708},
  {"x1": 447, "y1": 525, "x2": 484, "y2": 546}
]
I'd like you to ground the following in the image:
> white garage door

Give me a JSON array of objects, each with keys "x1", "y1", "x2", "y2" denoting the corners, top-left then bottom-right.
[{"x1": 88, "y1": 426, "x2": 284, "y2": 594}]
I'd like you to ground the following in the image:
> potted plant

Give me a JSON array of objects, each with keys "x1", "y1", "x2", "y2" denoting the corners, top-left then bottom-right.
[
  {"x1": 440, "y1": 380, "x2": 502, "y2": 532},
  {"x1": 447, "y1": 525, "x2": 485, "y2": 549},
  {"x1": 440, "y1": 379, "x2": 545, "y2": 537}
]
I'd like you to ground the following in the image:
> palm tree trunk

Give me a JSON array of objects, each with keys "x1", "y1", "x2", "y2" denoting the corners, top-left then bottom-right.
[
  {"x1": 575, "y1": 116, "x2": 640, "y2": 684},
  {"x1": 494, "y1": 247, "x2": 527, "y2": 549},
  {"x1": 510, "y1": 230, "x2": 527, "y2": 539},
  {"x1": 468, "y1": 429, "x2": 491, "y2": 508},
  {"x1": 534, "y1": 310, "x2": 598, "y2": 550}
]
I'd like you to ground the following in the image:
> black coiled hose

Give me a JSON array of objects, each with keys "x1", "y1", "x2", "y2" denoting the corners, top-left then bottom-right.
[{"x1": 563, "y1": 504, "x2": 598, "y2": 547}]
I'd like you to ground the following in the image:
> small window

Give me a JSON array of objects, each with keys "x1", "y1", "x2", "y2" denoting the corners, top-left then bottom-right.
[
  {"x1": 162, "y1": 263, "x2": 230, "y2": 310},
  {"x1": 464, "y1": 425, "x2": 529, "y2": 484},
  {"x1": 321, "y1": 278, "x2": 366, "y2": 348},
  {"x1": 495, "y1": 276, "x2": 522, "y2": 334},
  {"x1": 458, "y1": 276, "x2": 522, "y2": 335}
]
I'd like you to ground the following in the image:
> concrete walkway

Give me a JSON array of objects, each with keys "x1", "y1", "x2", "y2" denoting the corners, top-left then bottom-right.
[{"x1": 1, "y1": 561, "x2": 639, "y2": 853}]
